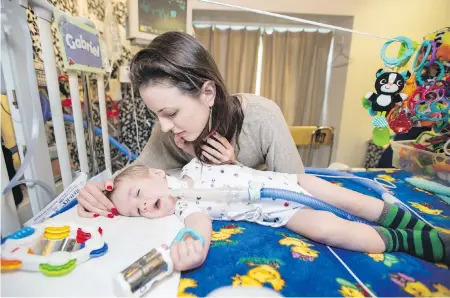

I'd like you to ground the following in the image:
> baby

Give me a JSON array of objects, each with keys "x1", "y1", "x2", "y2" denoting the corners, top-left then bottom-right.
[{"x1": 106, "y1": 158, "x2": 450, "y2": 271}]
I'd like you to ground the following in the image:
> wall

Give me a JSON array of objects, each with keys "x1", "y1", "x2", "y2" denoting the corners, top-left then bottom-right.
[
  {"x1": 187, "y1": 0, "x2": 450, "y2": 167},
  {"x1": 335, "y1": 0, "x2": 450, "y2": 167}
]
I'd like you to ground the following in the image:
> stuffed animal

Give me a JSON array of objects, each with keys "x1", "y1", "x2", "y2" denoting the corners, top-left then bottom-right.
[{"x1": 364, "y1": 69, "x2": 411, "y2": 114}]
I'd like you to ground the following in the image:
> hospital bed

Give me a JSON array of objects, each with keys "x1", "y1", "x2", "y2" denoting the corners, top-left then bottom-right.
[{"x1": 1, "y1": 1, "x2": 449, "y2": 297}]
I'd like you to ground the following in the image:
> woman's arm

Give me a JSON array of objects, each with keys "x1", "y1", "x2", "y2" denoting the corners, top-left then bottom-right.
[{"x1": 259, "y1": 100, "x2": 305, "y2": 174}]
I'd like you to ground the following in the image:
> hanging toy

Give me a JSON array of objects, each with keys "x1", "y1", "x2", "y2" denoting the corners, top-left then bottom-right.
[
  {"x1": 413, "y1": 40, "x2": 446, "y2": 86},
  {"x1": 364, "y1": 68, "x2": 411, "y2": 115},
  {"x1": 423, "y1": 27, "x2": 450, "y2": 67},
  {"x1": 365, "y1": 36, "x2": 415, "y2": 116},
  {"x1": 387, "y1": 106, "x2": 413, "y2": 134},
  {"x1": 402, "y1": 74, "x2": 417, "y2": 98},
  {"x1": 372, "y1": 116, "x2": 390, "y2": 146},
  {"x1": 381, "y1": 36, "x2": 416, "y2": 69},
  {"x1": 409, "y1": 83, "x2": 450, "y2": 133}
]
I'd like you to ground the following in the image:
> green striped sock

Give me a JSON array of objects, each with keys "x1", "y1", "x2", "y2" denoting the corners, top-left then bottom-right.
[
  {"x1": 374, "y1": 227, "x2": 448, "y2": 264},
  {"x1": 376, "y1": 203, "x2": 433, "y2": 231}
]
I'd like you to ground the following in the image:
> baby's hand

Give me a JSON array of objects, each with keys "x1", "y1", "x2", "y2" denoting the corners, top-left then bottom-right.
[{"x1": 169, "y1": 238, "x2": 205, "y2": 271}]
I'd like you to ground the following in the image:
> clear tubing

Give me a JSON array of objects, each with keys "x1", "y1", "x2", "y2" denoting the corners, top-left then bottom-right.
[
  {"x1": 305, "y1": 168, "x2": 388, "y2": 195},
  {"x1": 304, "y1": 168, "x2": 435, "y2": 227},
  {"x1": 5, "y1": 179, "x2": 56, "y2": 200},
  {"x1": 1, "y1": 17, "x2": 44, "y2": 196}
]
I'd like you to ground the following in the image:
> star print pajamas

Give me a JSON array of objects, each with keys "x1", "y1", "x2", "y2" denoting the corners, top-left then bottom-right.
[{"x1": 174, "y1": 159, "x2": 309, "y2": 227}]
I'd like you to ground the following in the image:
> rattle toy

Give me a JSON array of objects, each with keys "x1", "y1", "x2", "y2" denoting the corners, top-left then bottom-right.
[
  {"x1": 387, "y1": 106, "x2": 413, "y2": 134},
  {"x1": 1, "y1": 221, "x2": 107, "y2": 276},
  {"x1": 113, "y1": 228, "x2": 205, "y2": 297}
]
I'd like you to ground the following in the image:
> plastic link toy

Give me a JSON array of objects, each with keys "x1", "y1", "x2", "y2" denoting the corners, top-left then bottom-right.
[
  {"x1": 362, "y1": 29, "x2": 450, "y2": 148},
  {"x1": 1, "y1": 222, "x2": 107, "y2": 277}
]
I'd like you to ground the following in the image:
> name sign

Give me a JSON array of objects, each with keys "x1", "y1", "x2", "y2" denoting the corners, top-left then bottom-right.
[{"x1": 54, "y1": 10, "x2": 105, "y2": 74}]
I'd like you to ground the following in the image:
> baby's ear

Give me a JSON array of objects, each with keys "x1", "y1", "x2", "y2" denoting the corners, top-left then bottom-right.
[{"x1": 149, "y1": 168, "x2": 166, "y2": 178}]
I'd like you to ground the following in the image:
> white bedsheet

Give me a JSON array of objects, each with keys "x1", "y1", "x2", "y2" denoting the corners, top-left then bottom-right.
[{"x1": 1, "y1": 207, "x2": 184, "y2": 297}]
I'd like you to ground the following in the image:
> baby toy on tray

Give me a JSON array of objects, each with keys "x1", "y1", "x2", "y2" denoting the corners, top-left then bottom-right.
[{"x1": 1, "y1": 221, "x2": 107, "y2": 276}]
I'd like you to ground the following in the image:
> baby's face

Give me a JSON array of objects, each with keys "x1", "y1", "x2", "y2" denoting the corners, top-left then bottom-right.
[{"x1": 110, "y1": 169, "x2": 177, "y2": 219}]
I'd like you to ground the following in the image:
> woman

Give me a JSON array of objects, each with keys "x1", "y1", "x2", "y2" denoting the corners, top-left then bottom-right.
[{"x1": 78, "y1": 31, "x2": 304, "y2": 218}]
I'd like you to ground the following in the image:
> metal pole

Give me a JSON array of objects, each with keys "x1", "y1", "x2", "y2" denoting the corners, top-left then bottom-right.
[
  {"x1": 1, "y1": 0, "x2": 56, "y2": 213},
  {"x1": 82, "y1": 73, "x2": 98, "y2": 176},
  {"x1": 68, "y1": 72, "x2": 89, "y2": 174},
  {"x1": 97, "y1": 74, "x2": 112, "y2": 173},
  {"x1": 31, "y1": 2, "x2": 73, "y2": 188}
]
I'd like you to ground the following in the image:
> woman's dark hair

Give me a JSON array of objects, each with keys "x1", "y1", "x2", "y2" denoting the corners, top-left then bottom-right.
[{"x1": 129, "y1": 31, "x2": 244, "y2": 163}]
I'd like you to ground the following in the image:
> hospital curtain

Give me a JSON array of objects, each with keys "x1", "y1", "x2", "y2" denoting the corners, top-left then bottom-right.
[
  {"x1": 194, "y1": 26, "x2": 260, "y2": 94},
  {"x1": 260, "y1": 29, "x2": 333, "y2": 126}
]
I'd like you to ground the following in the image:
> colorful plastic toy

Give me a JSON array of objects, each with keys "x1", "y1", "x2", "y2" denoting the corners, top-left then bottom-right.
[
  {"x1": 362, "y1": 30, "x2": 450, "y2": 148},
  {"x1": 423, "y1": 27, "x2": 450, "y2": 67},
  {"x1": 1, "y1": 221, "x2": 107, "y2": 277}
]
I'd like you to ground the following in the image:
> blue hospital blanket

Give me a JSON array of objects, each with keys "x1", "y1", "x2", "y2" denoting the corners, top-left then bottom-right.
[{"x1": 179, "y1": 170, "x2": 450, "y2": 297}]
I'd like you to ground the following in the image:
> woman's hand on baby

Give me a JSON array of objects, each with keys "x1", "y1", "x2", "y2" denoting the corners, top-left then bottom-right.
[
  {"x1": 201, "y1": 131, "x2": 236, "y2": 164},
  {"x1": 77, "y1": 180, "x2": 119, "y2": 218},
  {"x1": 174, "y1": 133, "x2": 196, "y2": 157},
  {"x1": 169, "y1": 238, "x2": 205, "y2": 271}
]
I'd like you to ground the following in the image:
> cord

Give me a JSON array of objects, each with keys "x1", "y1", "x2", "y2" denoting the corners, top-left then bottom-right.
[
  {"x1": 1, "y1": 102, "x2": 11, "y2": 115},
  {"x1": 6, "y1": 179, "x2": 56, "y2": 200},
  {"x1": 394, "y1": 200, "x2": 436, "y2": 229},
  {"x1": 311, "y1": 174, "x2": 397, "y2": 190},
  {"x1": 311, "y1": 174, "x2": 435, "y2": 228},
  {"x1": 1, "y1": 102, "x2": 22, "y2": 124}
]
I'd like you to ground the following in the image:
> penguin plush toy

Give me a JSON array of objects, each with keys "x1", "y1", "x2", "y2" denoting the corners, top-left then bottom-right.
[{"x1": 365, "y1": 69, "x2": 411, "y2": 114}]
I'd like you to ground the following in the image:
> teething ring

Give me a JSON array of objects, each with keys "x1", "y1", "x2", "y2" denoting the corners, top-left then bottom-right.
[
  {"x1": 416, "y1": 60, "x2": 445, "y2": 86},
  {"x1": 380, "y1": 36, "x2": 415, "y2": 67},
  {"x1": 413, "y1": 40, "x2": 433, "y2": 72},
  {"x1": 169, "y1": 228, "x2": 205, "y2": 248}
]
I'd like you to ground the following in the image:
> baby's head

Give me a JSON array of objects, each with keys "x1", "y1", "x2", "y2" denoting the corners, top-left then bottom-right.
[{"x1": 106, "y1": 165, "x2": 177, "y2": 218}]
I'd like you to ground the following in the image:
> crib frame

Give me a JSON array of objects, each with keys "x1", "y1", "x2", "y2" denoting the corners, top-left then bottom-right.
[{"x1": 1, "y1": 0, "x2": 111, "y2": 236}]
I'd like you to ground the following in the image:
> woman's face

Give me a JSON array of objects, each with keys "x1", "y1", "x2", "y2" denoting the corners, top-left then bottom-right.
[{"x1": 140, "y1": 82, "x2": 215, "y2": 142}]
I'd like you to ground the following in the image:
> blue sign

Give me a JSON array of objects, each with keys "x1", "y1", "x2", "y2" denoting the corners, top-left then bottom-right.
[{"x1": 54, "y1": 11, "x2": 105, "y2": 74}]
